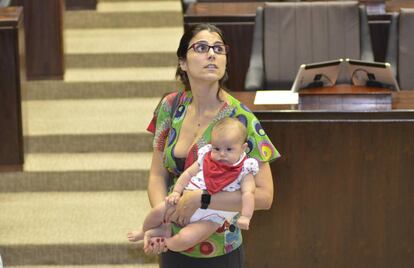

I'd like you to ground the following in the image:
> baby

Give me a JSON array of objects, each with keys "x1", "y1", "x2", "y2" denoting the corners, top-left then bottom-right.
[{"x1": 127, "y1": 117, "x2": 258, "y2": 252}]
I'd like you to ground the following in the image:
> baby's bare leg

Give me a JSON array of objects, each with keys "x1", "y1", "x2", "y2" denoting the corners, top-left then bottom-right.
[
  {"x1": 165, "y1": 221, "x2": 220, "y2": 252},
  {"x1": 127, "y1": 202, "x2": 169, "y2": 242}
]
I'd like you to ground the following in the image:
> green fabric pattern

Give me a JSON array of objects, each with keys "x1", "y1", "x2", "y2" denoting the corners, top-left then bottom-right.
[{"x1": 151, "y1": 90, "x2": 280, "y2": 257}]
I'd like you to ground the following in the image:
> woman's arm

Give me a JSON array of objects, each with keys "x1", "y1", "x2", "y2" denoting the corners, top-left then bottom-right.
[
  {"x1": 166, "y1": 161, "x2": 199, "y2": 205},
  {"x1": 169, "y1": 161, "x2": 274, "y2": 226},
  {"x1": 147, "y1": 149, "x2": 170, "y2": 207},
  {"x1": 172, "y1": 161, "x2": 199, "y2": 195}
]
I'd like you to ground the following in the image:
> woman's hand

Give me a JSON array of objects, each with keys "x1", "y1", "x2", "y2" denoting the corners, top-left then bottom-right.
[
  {"x1": 144, "y1": 236, "x2": 167, "y2": 255},
  {"x1": 165, "y1": 189, "x2": 202, "y2": 226},
  {"x1": 142, "y1": 224, "x2": 171, "y2": 255}
]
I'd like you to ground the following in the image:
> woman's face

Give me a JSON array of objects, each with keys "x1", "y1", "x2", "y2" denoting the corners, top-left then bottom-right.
[{"x1": 180, "y1": 30, "x2": 227, "y2": 85}]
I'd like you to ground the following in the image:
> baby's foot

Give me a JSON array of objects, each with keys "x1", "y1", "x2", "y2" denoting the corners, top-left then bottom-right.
[{"x1": 127, "y1": 230, "x2": 144, "y2": 242}]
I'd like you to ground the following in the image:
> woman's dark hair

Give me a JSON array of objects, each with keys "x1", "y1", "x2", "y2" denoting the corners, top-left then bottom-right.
[{"x1": 175, "y1": 23, "x2": 229, "y2": 91}]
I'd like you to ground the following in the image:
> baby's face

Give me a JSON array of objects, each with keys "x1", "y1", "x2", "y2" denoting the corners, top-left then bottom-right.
[{"x1": 210, "y1": 128, "x2": 246, "y2": 165}]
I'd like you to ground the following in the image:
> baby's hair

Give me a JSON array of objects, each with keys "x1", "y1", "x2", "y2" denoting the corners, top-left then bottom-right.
[{"x1": 212, "y1": 117, "x2": 247, "y2": 143}]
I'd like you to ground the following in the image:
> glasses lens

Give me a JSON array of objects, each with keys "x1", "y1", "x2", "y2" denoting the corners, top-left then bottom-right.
[
  {"x1": 194, "y1": 43, "x2": 209, "y2": 53},
  {"x1": 213, "y1": 45, "x2": 226, "y2": 54},
  {"x1": 191, "y1": 43, "x2": 228, "y2": 54}
]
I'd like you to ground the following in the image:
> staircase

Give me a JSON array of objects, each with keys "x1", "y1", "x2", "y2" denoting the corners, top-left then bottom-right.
[{"x1": 0, "y1": 0, "x2": 183, "y2": 267}]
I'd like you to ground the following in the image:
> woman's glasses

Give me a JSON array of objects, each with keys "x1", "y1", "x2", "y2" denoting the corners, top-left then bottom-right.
[{"x1": 188, "y1": 42, "x2": 229, "y2": 55}]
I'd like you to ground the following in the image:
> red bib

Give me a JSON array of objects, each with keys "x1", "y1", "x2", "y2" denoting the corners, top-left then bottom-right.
[{"x1": 203, "y1": 152, "x2": 246, "y2": 194}]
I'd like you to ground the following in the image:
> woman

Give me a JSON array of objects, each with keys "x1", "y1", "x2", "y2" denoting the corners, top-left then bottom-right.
[{"x1": 144, "y1": 23, "x2": 280, "y2": 267}]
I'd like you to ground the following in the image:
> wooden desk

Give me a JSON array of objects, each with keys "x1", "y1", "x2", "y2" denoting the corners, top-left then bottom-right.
[
  {"x1": 298, "y1": 85, "x2": 393, "y2": 111},
  {"x1": 184, "y1": 2, "x2": 392, "y2": 90},
  {"x1": 0, "y1": 7, "x2": 24, "y2": 171},
  {"x1": 230, "y1": 89, "x2": 414, "y2": 268},
  {"x1": 66, "y1": 0, "x2": 97, "y2": 10},
  {"x1": 11, "y1": 0, "x2": 65, "y2": 80},
  {"x1": 387, "y1": 0, "x2": 414, "y2": 12}
]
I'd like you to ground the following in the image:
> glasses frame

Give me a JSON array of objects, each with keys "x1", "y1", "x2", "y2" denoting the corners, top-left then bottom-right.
[{"x1": 187, "y1": 42, "x2": 230, "y2": 55}]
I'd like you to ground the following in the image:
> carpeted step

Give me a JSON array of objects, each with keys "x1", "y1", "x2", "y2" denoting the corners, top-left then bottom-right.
[
  {"x1": 97, "y1": 0, "x2": 180, "y2": 12},
  {"x1": 0, "y1": 191, "x2": 156, "y2": 266},
  {"x1": 22, "y1": 98, "x2": 160, "y2": 154},
  {"x1": 65, "y1": 27, "x2": 182, "y2": 54},
  {"x1": 0, "y1": 152, "x2": 152, "y2": 192},
  {"x1": 22, "y1": 81, "x2": 178, "y2": 100},
  {"x1": 1, "y1": 1, "x2": 181, "y2": 267},
  {"x1": 0, "y1": 169, "x2": 149, "y2": 192},
  {"x1": 23, "y1": 152, "x2": 151, "y2": 172},
  {"x1": 65, "y1": 11, "x2": 182, "y2": 29},
  {"x1": 22, "y1": 98, "x2": 159, "y2": 136},
  {"x1": 64, "y1": 1, "x2": 182, "y2": 29},
  {"x1": 64, "y1": 67, "x2": 176, "y2": 82},
  {"x1": 8, "y1": 265, "x2": 159, "y2": 268},
  {"x1": 65, "y1": 52, "x2": 177, "y2": 69},
  {"x1": 24, "y1": 133, "x2": 153, "y2": 153},
  {"x1": 100, "y1": 0, "x2": 174, "y2": 2}
]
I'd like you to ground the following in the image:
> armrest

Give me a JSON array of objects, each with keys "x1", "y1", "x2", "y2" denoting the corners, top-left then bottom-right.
[
  {"x1": 359, "y1": 5, "x2": 374, "y2": 62},
  {"x1": 244, "y1": 6, "x2": 264, "y2": 91}
]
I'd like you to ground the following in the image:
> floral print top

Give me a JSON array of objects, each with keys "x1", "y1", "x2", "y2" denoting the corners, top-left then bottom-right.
[{"x1": 148, "y1": 90, "x2": 280, "y2": 258}]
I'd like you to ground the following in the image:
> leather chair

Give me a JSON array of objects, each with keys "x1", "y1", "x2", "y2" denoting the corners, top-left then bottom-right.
[
  {"x1": 386, "y1": 9, "x2": 414, "y2": 90},
  {"x1": 181, "y1": 0, "x2": 196, "y2": 13},
  {"x1": 245, "y1": 1, "x2": 374, "y2": 90},
  {"x1": 0, "y1": 0, "x2": 11, "y2": 7}
]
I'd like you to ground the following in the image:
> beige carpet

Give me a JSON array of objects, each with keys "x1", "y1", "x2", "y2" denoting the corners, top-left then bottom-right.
[{"x1": 0, "y1": 0, "x2": 183, "y2": 266}]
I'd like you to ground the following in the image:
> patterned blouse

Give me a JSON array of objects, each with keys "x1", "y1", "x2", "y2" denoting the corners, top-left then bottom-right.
[{"x1": 148, "y1": 90, "x2": 280, "y2": 258}]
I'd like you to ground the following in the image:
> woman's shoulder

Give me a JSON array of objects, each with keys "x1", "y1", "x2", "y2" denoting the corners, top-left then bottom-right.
[
  {"x1": 158, "y1": 90, "x2": 191, "y2": 110},
  {"x1": 225, "y1": 92, "x2": 251, "y2": 113},
  {"x1": 163, "y1": 91, "x2": 182, "y2": 103}
]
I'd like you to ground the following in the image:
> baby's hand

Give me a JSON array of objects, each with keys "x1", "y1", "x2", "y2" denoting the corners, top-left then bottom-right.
[
  {"x1": 237, "y1": 216, "x2": 251, "y2": 230},
  {"x1": 166, "y1": 191, "x2": 181, "y2": 205}
]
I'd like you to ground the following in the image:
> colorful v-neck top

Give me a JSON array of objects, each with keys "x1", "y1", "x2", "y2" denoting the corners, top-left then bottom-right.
[{"x1": 148, "y1": 90, "x2": 280, "y2": 258}]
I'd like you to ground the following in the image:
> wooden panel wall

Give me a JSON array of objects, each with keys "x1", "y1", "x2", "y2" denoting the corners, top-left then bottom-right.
[
  {"x1": 244, "y1": 118, "x2": 414, "y2": 268},
  {"x1": 66, "y1": 0, "x2": 97, "y2": 10},
  {"x1": 22, "y1": 0, "x2": 64, "y2": 80},
  {"x1": 11, "y1": 0, "x2": 65, "y2": 80},
  {"x1": 0, "y1": 7, "x2": 24, "y2": 171}
]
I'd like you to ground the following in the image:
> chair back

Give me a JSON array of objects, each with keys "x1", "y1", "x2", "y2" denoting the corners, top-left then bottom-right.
[
  {"x1": 398, "y1": 9, "x2": 414, "y2": 90},
  {"x1": 263, "y1": 1, "x2": 364, "y2": 89},
  {"x1": 0, "y1": 0, "x2": 11, "y2": 7}
]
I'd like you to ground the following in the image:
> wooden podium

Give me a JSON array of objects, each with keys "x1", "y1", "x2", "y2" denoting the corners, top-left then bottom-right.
[
  {"x1": 0, "y1": 6, "x2": 24, "y2": 171},
  {"x1": 11, "y1": 0, "x2": 65, "y2": 80},
  {"x1": 298, "y1": 84, "x2": 392, "y2": 111},
  {"x1": 232, "y1": 89, "x2": 414, "y2": 268}
]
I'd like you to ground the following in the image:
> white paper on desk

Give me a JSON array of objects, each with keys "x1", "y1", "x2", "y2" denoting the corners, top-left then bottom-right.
[{"x1": 254, "y1": 90, "x2": 299, "y2": 105}]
